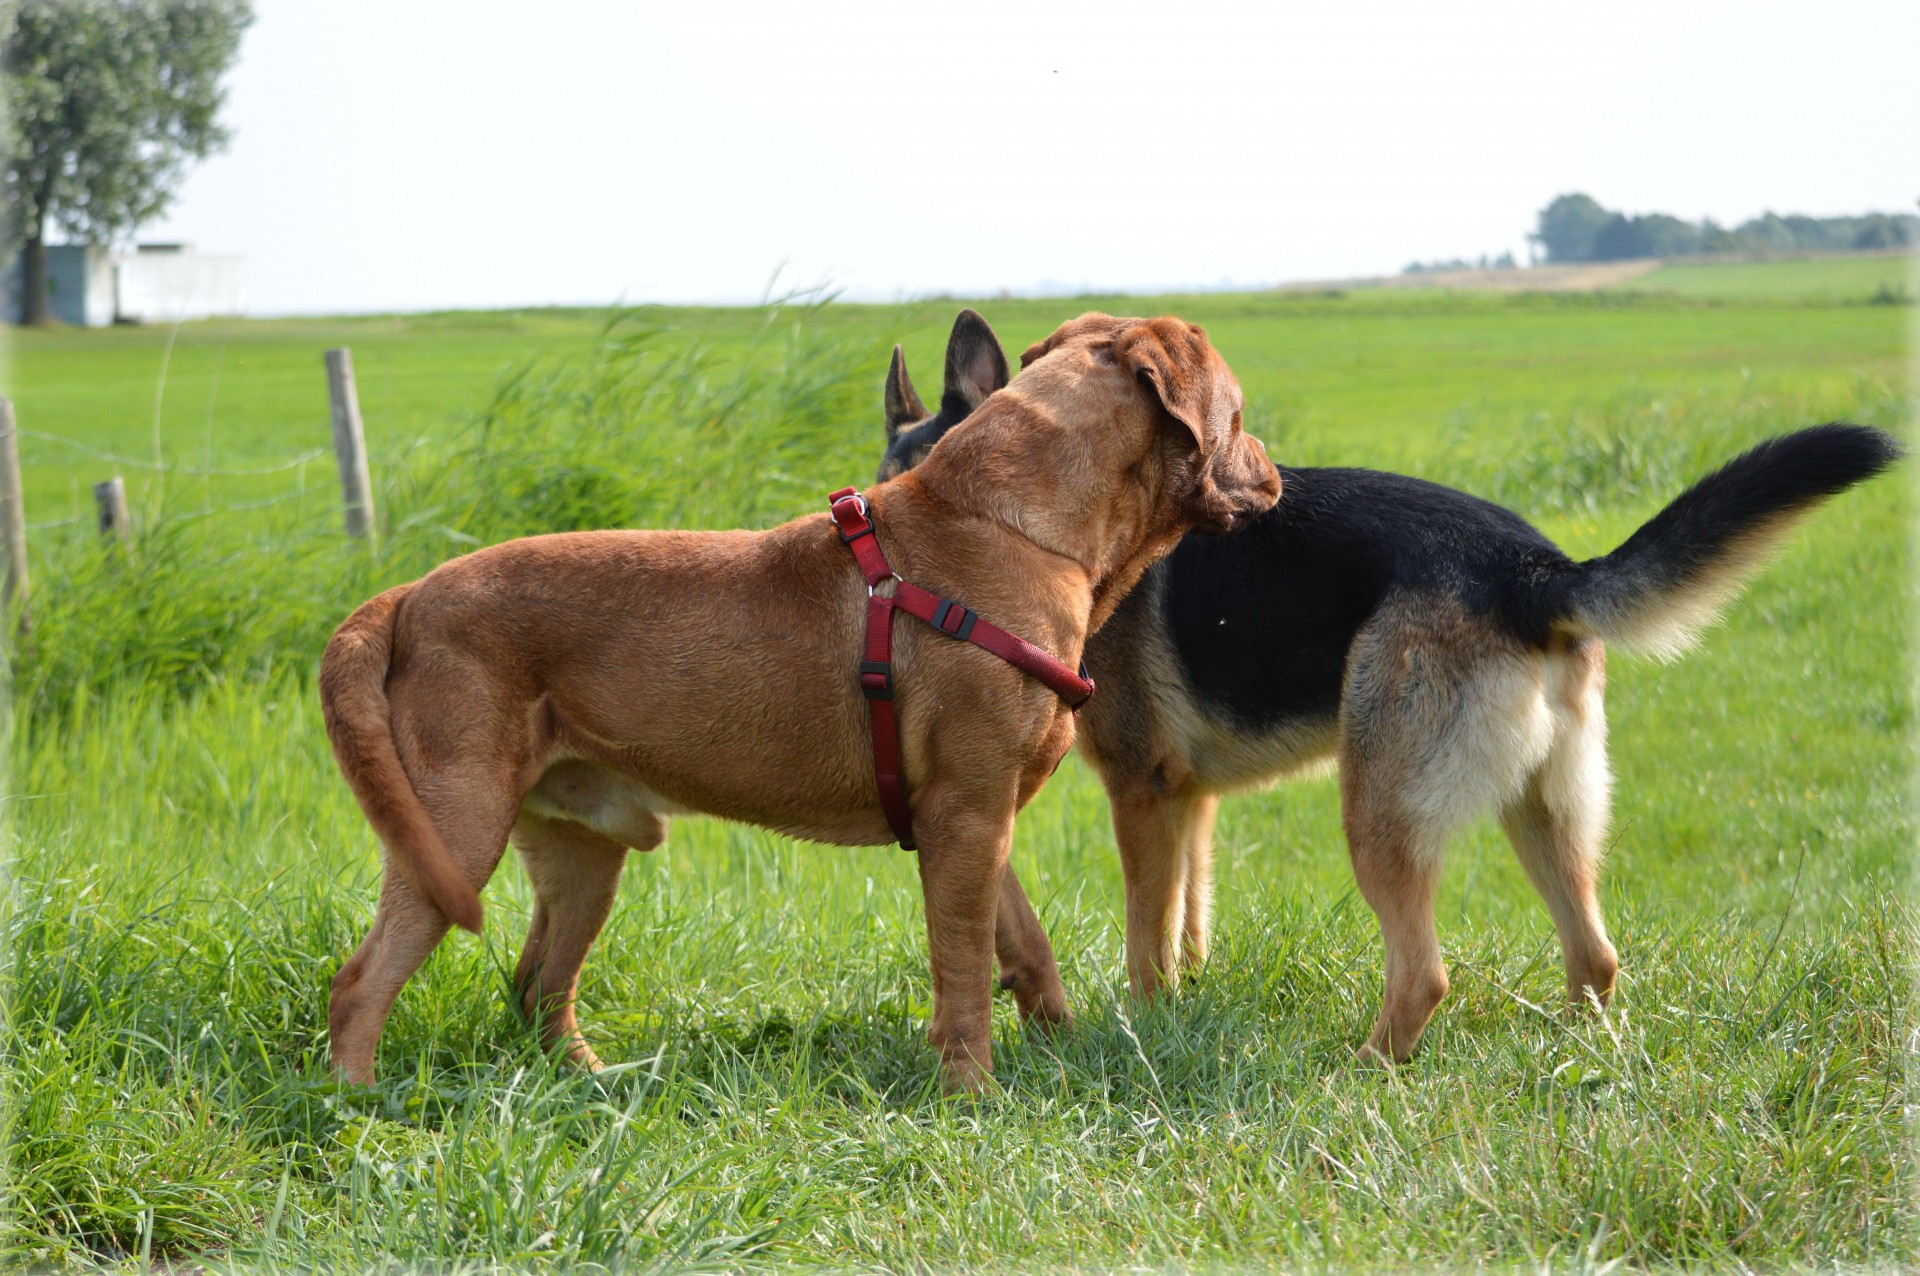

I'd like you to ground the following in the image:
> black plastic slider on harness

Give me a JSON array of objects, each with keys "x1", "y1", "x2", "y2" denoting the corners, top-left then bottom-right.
[
  {"x1": 930, "y1": 599, "x2": 978, "y2": 641},
  {"x1": 859, "y1": 660, "x2": 893, "y2": 700}
]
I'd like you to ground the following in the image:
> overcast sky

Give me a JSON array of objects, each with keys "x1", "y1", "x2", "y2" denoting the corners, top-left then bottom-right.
[{"x1": 137, "y1": 0, "x2": 1918, "y2": 315}]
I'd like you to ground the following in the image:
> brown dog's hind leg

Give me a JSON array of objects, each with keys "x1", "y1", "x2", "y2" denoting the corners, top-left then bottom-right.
[
  {"x1": 330, "y1": 783, "x2": 520, "y2": 1083},
  {"x1": 511, "y1": 813, "x2": 649, "y2": 1070},
  {"x1": 994, "y1": 864, "x2": 1069, "y2": 1029},
  {"x1": 329, "y1": 688, "x2": 527, "y2": 1085},
  {"x1": 330, "y1": 869, "x2": 454, "y2": 1086}
]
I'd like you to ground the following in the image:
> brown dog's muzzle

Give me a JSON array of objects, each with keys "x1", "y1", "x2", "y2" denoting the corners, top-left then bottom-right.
[{"x1": 1196, "y1": 432, "x2": 1282, "y2": 534}]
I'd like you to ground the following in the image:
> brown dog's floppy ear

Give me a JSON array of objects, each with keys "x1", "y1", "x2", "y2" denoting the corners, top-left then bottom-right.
[
  {"x1": 942, "y1": 309, "x2": 1009, "y2": 414},
  {"x1": 1019, "y1": 311, "x2": 1126, "y2": 369},
  {"x1": 884, "y1": 345, "x2": 927, "y2": 442},
  {"x1": 1113, "y1": 319, "x2": 1219, "y2": 455}
]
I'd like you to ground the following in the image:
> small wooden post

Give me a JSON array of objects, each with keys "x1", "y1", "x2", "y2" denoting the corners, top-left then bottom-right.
[
  {"x1": 0, "y1": 397, "x2": 27, "y2": 620},
  {"x1": 94, "y1": 476, "x2": 130, "y2": 542},
  {"x1": 325, "y1": 347, "x2": 376, "y2": 539}
]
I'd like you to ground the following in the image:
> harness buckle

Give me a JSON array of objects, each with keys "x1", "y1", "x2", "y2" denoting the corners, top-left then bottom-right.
[
  {"x1": 930, "y1": 598, "x2": 978, "y2": 641},
  {"x1": 859, "y1": 660, "x2": 893, "y2": 701},
  {"x1": 830, "y1": 490, "x2": 873, "y2": 543}
]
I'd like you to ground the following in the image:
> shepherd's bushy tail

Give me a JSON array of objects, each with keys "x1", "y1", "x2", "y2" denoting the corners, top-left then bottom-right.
[{"x1": 1556, "y1": 423, "x2": 1902, "y2": 659}]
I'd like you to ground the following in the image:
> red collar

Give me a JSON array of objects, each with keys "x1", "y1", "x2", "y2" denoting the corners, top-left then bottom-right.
[{"x1": 828, "y1": 487, "x2": 1094, "y2": 849}]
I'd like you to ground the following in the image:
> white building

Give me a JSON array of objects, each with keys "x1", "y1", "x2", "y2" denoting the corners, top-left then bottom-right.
[{"x1": 4, "y1": 243, "x2": 247, "y2": 326}]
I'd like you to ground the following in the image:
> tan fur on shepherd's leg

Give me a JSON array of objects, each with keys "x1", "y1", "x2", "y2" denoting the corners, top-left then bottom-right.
[
  {"x1": 511, "y1": 813, "x2": 653, "y2": 1070},
  {"x1": 1345, "y1": 818, "x2": 1449, "y2": 1066},
  {"x1": 1178, "y1": 792, "x2": 1220, "y2": 976},
  {"x1": 994, "y1": 864, "x2": 1069, "y2": 1029},
  {"x1": 1340, "y1": 758, "x2": 1450, "y2": 1067},
  {"x1": 1499, "y1": 636, "x2": 1618, "y2": 1010},
  {"x1": 1112, "y1": 780, "x2": 1211, "y2": 999},
  {"x1": 1499, "y1": 787, "x2": 1618, "y2": 1011}
]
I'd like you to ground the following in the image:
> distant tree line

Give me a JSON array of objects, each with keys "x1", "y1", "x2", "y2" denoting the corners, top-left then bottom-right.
[
  {"x1": 1532, "y1": 193, "x2": 1918, "y2": 264},
  {"x1": 1404, "y1": 251, "x2": 1517, "y2": 274}
]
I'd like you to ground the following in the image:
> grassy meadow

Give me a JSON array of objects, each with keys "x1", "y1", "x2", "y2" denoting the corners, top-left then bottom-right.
[
  {"x1": 1631, "y1": 253, "x2": 1915, "y2": 303},
  {"x1": 2, "y1": 266, "x2": 1914, "y2": 1270}
]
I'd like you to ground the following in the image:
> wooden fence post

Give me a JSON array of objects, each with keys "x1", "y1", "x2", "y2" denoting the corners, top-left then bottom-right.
[
  {"x1": 325, "y1": 347, "x2": 376, "y2": 539},
  {"x1": 0, "y1": 397, "x2": 27, "y2": 623},
  {"x1": 94, "y1": 476, "x2": 130, "y2": 543}
]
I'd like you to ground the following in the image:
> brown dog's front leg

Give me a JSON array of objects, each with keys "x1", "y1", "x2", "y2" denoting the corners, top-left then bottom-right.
[
  {"x1": 994, "y1": 863, "x2": 1069, "y2": 1030},
  {"x1": 914, "y1": 800, "x2": 1016, "y2": 1094}
]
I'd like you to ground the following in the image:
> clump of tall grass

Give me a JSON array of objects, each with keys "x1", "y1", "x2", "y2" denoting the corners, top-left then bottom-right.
[
  {"x1": 1428, "y1": 378, "x2": 1911, "y2": 519},
  {"x1": 8, "y1": 304, "x2": 874, "y2": 726}
]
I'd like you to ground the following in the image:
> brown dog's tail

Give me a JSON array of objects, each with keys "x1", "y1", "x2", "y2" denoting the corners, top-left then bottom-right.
[{"x1": 319, "y1": 584, "x2": 485, "y2": 934}]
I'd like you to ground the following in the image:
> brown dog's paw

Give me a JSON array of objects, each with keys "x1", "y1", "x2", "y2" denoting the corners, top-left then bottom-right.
[
  {"x1": 1025, "y1": 1001, "x2": 1072, "y2": 1038},
  {"x1": 998, "y1": 970, "x2": 1071, "y2": 1032},
  {"x1": 940, "y1": 1062, "x2": 999, "y2": 1097}
]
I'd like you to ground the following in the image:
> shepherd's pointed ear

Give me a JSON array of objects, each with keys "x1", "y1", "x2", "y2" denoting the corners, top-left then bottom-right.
[
  {"x1": 884, "y1": 345, "x2": 927, "y2": 442},
  {"x1": 942, "y1": 309, "x2": 1010, "y2": 415}
]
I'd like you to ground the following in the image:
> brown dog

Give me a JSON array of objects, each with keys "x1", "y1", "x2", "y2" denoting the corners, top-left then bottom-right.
[{"x1": 321, "y1": 313, "x2": 1280, "y2": 1092}]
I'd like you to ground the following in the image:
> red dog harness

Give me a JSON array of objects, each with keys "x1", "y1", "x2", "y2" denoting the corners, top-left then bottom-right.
[{"x1": 828, "y1": 487, "x2": 1094, "y2": 849}]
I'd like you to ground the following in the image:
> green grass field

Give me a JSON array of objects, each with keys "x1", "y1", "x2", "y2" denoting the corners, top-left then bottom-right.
[
  {"x1": 3, "y1": 274, "x2": 1913, "y2": 1270},
  {"x1": 1629, "y1": 253, "x2": 1915, "y2": 302}
]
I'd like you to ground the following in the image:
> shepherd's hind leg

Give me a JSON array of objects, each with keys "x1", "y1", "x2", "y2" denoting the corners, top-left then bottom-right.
[
  {"x1": 1499, "y1": 636, "x2": 1618, "y2": 1011},
  {"x1": 1499, "y1": 787, "x2": 1618, "y2": 1012},
  {"x1": 1337, "y1": 596, "x2": 1553, "y2": 1065},
  {"x1": 512, "y1": 811, "x2": 654, "y2": 1070},
  {"x1": 1342, "y1": 785, "x2": 1450, "y2": 1066}
]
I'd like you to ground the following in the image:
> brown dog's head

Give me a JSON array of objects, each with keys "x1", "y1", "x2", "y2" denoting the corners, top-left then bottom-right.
[
  {"x1": 1016, "y1": 312, "x2": 1279, "y2": 536},
  {"x1": 879, "y1": 310, "x2": 1279, "y2": 536},
  {"x1": 886, "y1": 310, "x2": 1280, "y2": 625}
]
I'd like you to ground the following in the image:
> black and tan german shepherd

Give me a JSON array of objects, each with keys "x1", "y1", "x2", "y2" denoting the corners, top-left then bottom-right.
[{"x1": 880, "y1": 308, "x2": 1901, "y2": 1064}]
